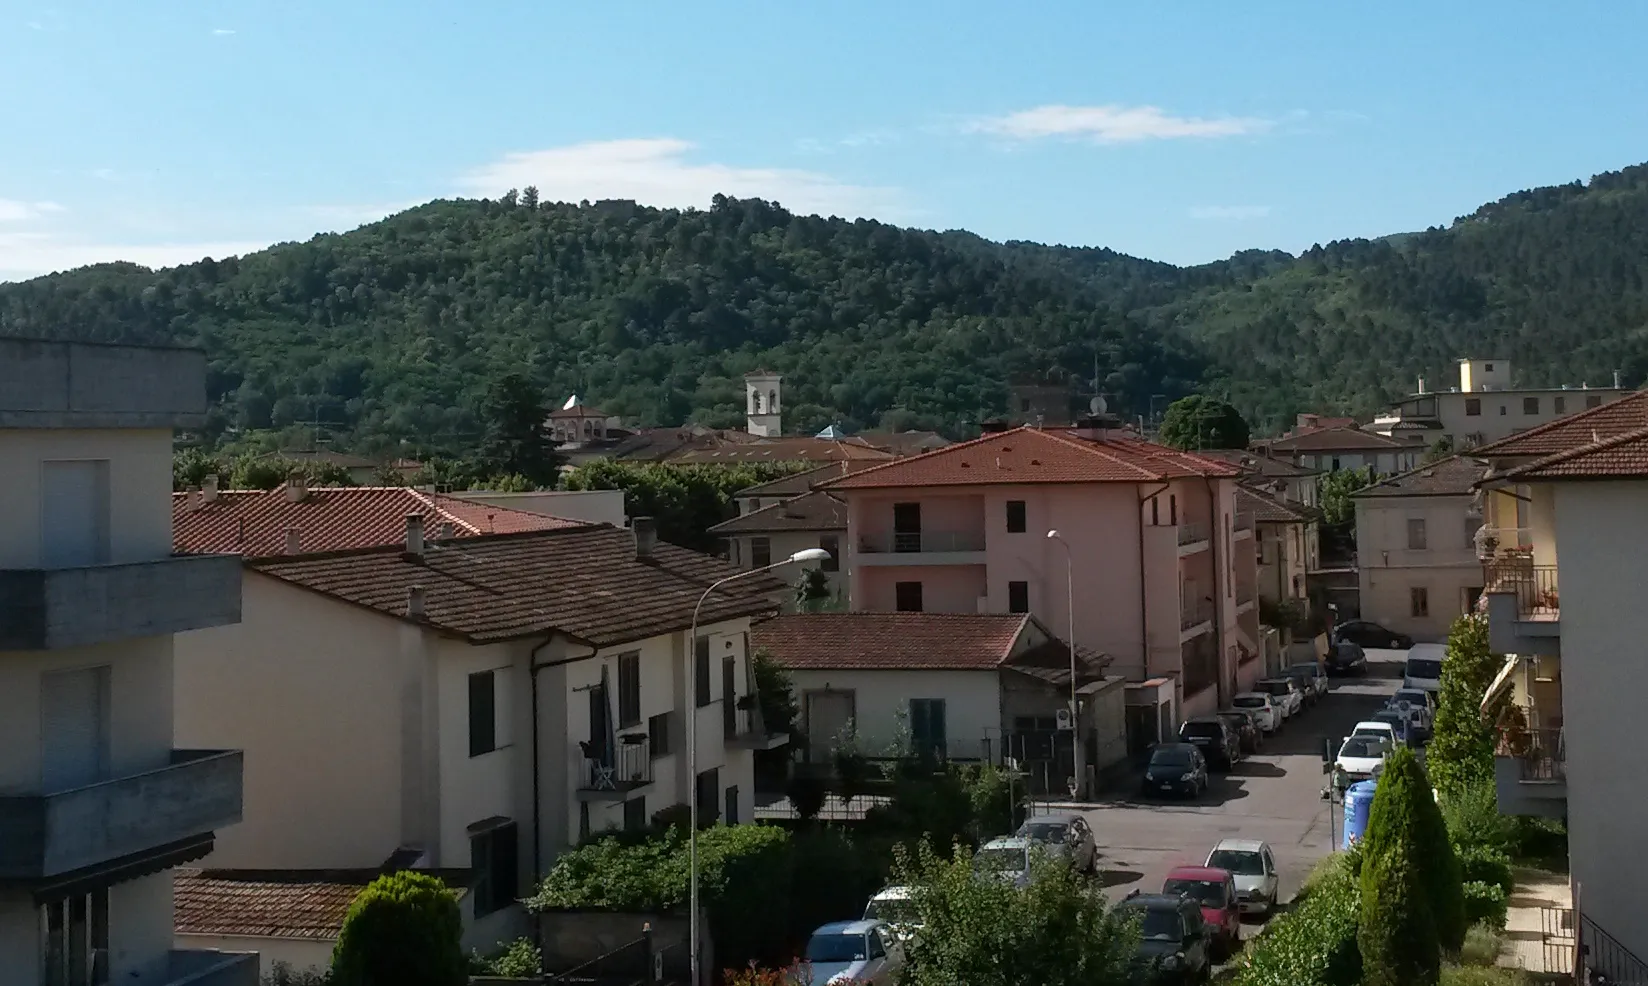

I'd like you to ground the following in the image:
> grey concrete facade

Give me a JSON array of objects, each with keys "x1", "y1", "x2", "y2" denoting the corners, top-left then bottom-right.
[
  {"x1": 0, "y1": 338, "x2": 208, "y2": 429},
  {"x1": 0, "y1": 554, "x2": 242, "y2": 650},
  {"x1": 0, "y1": 749, "x2": 244, "y2": 880}
]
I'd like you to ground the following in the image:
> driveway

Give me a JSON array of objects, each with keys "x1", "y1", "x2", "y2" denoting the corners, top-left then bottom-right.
[{"x1": 1059, "y1": 648, "x2": 1407, "y2": 939}]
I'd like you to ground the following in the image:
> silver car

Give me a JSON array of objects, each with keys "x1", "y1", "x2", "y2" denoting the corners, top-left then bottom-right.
[
  {"x1": 973, "y1": 837, "x2": 1035, "y2": 888},
  {"x1": 1206, "y1": 838, "x2": 1280, "y2": 915},
  {"x1": 1014, "y1": 812, "x2": 1097, "y2": 874}
]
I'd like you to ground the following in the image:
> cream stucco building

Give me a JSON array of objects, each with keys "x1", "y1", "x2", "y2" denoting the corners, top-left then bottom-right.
[{"x1": 1371, "y1": 358, "x2": 1629, "y2": 450}]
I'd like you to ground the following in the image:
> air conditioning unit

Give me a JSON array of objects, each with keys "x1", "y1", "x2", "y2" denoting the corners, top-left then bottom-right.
[{"x1": 1055, "y1": 708, "x2": 1074, "y2": 731}]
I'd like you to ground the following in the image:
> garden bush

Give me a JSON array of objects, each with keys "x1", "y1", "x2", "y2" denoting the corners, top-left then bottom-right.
[
  {"x1": 1364, "y1": 747, "x2": 1466, "y2": 952},
  {"x1": 1463, "y1": 881, "x2": 1510, "y2": 929},
  {"x1": 1441, "y1": 781, "x2": 1516, "y2": 853},
  {"x1": 330, "y1": 871, "x2": 465, "y2": 986},
  {"x1": 1228, "y1": 852, "x2": 1361, "y2": 986},
  {"x1": 1455, "y1": 845, "x2": 1513, "y2": 898},
  {"x1": 1429, "y1": 615, "x2": 1499, "y2": 797},
  {"x1": 1360, "y1": 848, "x2": 1441, "y2": 986},
  {"x1": 1459, "y1": 922, "x2": 1506, "y2": 967}
]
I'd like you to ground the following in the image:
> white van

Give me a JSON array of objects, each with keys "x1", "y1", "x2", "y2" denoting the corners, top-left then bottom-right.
[{"x1": 1403, "y1": 643, "x2": 1447, "y2": 693}]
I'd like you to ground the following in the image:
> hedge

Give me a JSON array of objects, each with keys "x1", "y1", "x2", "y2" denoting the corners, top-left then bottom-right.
[
  {"x1": 1463, "y1": 881, "x2": 1510, "y2": 929},
  {"x1": 1455, "y1": 845, "x2": 1513, "y2": 898},
  {"x1": 1227, "y1": 852, "x2": 1361, "y2": 986}
]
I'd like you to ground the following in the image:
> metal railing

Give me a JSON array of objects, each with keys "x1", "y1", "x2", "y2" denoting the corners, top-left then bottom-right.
[
  {"x1": 1495, "y1": 715, "x2": 1564, "y2": 781},
  {"x1": 544, "y1": 932, "x2": 652, "y2": 986},
  {"x1": 1581, "y1": 912, "x2": 1648, "y2": 986},
  {"x1": 579, "y1": 735, "x2": 653, "y2": 792},
  {"x1": 1486, "y1": 562, "x2": 1560, "y2": 619},
  {"x1": 1177, "y1": 522, "x2": 1209, "y2": 546},
  {"x1": 858, "y1": 530, "x2": 987, "y2": 553},
  {"x1": 1181, "y1": 599, "x2": 1214, "y2": 630}
]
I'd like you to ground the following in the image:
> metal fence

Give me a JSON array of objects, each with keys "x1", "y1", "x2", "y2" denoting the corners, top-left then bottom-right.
[
  {"x1": 1581, "y1": 912, "x2": 1648, "y2": 986},
  {"x1": 543, "y1": 932, "x2": 652, "y2": 986},
  {"x1": 1486, "y1": 561, "x2": 1560, "y2": 619},
  {"x1": 858, "y1": 530, "x2": 987, "y2": 553}
]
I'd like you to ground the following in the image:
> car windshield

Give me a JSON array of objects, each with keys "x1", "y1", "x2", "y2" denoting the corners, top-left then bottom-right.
[
  {"x1": 1181, "y1": 721, "x2": 1222, "y2": 739},
  {"x1": 1289, "y1": 665, "x2": 1319, "y2": 678},
  {"x1": 1129, "y1": 907, "x2": 1184, "y2": 941},
  {"x1": 1407, "y1": 658, "x2": 1443, "y2": 679},
  {"x1": 1164, "y1": 878, "x2": 1228, "y2": 906},
  {"x1": 1339, "y1": 736, "x2": 1384, "y2": 758},
  {"x1": 805, "y1": 933, "x2": 868, "y2": 963},
  {"x1": 1019, "y1": 822, "x2": 1068, "y2": 844},
  {"x1": 975, "y1": 847, "x2": 1027, "y2": 872},
  {"x1": 1233, "y1": 696, "x2": 1266, "y2": 709},
  {"x1": 863, "y1": 899, "x2": 916, "y2": 923},
  {"x1": 1260, "y1": 681, "x2": 1291, "y2": 696},
  {"x1": 1150, "y1": 748, "x2": 1194, "y2": 767},
  {"x1": 1207, "y1": 849, "x2": 1264, "y2": 875},
  {"x1": 1395, "y1": 691, "x2": 1428, "y2": 706}
]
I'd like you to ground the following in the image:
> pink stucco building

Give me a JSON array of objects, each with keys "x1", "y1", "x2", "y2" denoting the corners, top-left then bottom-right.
[{"x1": 823, "y1": 421, "x2": 1262, "y2": 737}]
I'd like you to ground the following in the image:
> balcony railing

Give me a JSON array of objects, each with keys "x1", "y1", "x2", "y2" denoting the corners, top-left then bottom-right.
[
  {"x1": 1485, "y1": 561, "x2": 1560, "y2": 620},
  {"x1": 1181, "y1": 599, "x2": 1214, "y2": 631},
  {"x1": 578, "y1": 735, "x2": 652, "y2": 799},
  {"x1": 1581, "y1": 912, "x2": 1648, "y2": 986},
  {"x1": 858, "y1": 530, "x2": 986, "y2": 554},
  {"x1": 1177, "y1": 522, "x2": 1209, "y2": 546},
  {"x1": 1495, "y1": 716, "x2": 1564, "y2": 781}
]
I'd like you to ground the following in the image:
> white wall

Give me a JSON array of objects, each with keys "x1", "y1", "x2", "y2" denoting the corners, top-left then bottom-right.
[
  {"x1": 437, "y1": 639, "x2": 522, "y2": 866},
  {"x1": 176, "y1": 933, "x2": 332, "y2": 977},
  {"x1": 1355, "y1": 495, "x2": 1483, "y2": 641},
  {"x1": 788, "y1": 668, "x2": 1002, "y2": 758},
  {"x1": 728, "y1": 529, "x2": 845, "y2": 604},
  {"x1": 0, "y1": 428, "x2": 174, "y2": 569}
]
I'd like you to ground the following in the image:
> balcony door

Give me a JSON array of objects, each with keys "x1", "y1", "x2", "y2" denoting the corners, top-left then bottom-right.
[
  {"x1": 893, "y1": 502, "x2": 922, "y2": 553},
  {"x1": 40, "y1": 666, "x2": 111, "y2": 792},
  {"x1": 40, "y1": 460, "x2": 110, "y2": 568}
]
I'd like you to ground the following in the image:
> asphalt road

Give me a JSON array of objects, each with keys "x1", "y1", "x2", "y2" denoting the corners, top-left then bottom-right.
[{"x1": 1059, "y1": 648, "x2": 1408, "y2": 942}]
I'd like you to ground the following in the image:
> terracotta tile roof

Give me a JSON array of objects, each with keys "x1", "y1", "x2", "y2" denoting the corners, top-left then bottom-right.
[
  {"x1": 1262, "y1": 426, "x2": 1407, "y2": 452},
  {"x1": 1354, "y1": 455, "x2": 1488, "y2": 497},
  {"x1": 708, "y1": 490, "x2": 846, "y2": 535},
  {"x1": 668, "y1": 437, "x2": 897, "y2": 465},
  {"x1": 174, "y1": 868, "x2": 469, "y2": 941},
  {"x1": 249, "y1": 526, "x2": 783, "y2": 646},
  {"x1": 854, "y1": 430, "x2": 953, "y2": 456},
  {"x1": 735, "y1": 462, "x2": 877, "y2": 499},
  {"x1": 752, "y1": 613, "x2": 1031, "y2": 670},
  {"x1": 1494, "y1": 424, "x2": 1648, "y2": 480},
  {"x1": 1235, "y1": 485, "x2": 1310, "y2": 523},
  {"x1": 1473, "y1": 389, "x2": 1648, "y2": 459},
  {"x1": 173, "y1": 485, "x2": 585, "y2": 557},
  {"x1": 1197, "y1": 449, "x2": 1320, "y2": 478},
  {"x1": 820, "y1": 426, "x2": 1239, "y2": 490}
]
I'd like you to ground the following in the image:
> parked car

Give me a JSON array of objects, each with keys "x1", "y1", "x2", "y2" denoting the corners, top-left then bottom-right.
[
  {"x1": 1403, "y1": 643, "x2": 1447, "y2": 693},
  {"x1": 1231, "y1": 692, "x2": 1280, "y2": 734},
  {"x1": 1255, "y1": 677, "x2": 1304, "y2": 720},
  {"x1": 1287, "y1": 661, "x2": 1331, "y2": 700},
  {"x1": 1352, "y1": 719, "x2": 1401, "y2": 753},
  {"x1": 1332, "y1": 619, "x2": 1414, "y2": 650},
  {"x1": 1119, "y1": 891, "x2": 1215, "y2": 984},
  {"x1": 1369, "y1": 707, "x2": 1418, "y2": 747},
  {"x1": 1015, "y1": 811, "x2": 1097, "y2": 874},
  {"x1": 1141, "y1": 743, "x2": 1209, "y2": 799},
  {"x1": 1179, "y1": 716, "x2": 1241, "y2": 770},
  {"x1": 799, "y1": 919, "x2": 903, "y2": 985},
  {"x1": 973, "y1": 837, "x2": 1034, "y2": 887},
  {"x1": 1326, "y1": 639, "x2": 1368, "y2": 675},
  {"x1": 1162, "y1": 865, "x2": 1241, "y2": 959},
  {"x1": 1216, "y1": 709, "x2": 1262, "y2": 754},
  {"x1": 862, "y1": 886, "x2": 921, "y2": 943},
  {"x1": 1388, "y1": 687, "x2": 1437, "y2": 739},
  {"x1": 1332, "y1": 734, "x2": 1389, "y2": 793},
  {"x1": 1205, "y1": 838, "x2": 1281, "y2": 915}
]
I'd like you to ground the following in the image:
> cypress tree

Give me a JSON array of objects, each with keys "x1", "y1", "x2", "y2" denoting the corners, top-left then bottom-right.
[
  {"x1": 1359, "y1": 847, "x2": 1441, "y2": 986},
  {"x1": 1360, "y1": 746, "x2": 1467, "y2": 955}
]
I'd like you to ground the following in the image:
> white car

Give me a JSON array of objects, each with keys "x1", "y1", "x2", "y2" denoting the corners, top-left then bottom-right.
[
  {"x1": 1352, "y1": 720, "x2": 1399, "y2": 753},
  {"x1": 1333, "y1": 734, "x2": 1388, "y2": 792},
  {"x1": 1206, "y1": 838, "x2": 1280, "y2": 915},
  {"x1": 1287, "y1": 662, "x2": 1331, "y2": 699},
  {"x1": 1389, "y1": 688, "x2": 1437, "y2": 738},
  {"x1": 1403, "y1": 643, "x2": 1447, "y2": 693},
  {"x1": 1231, "y1": 692, "x2": 1280, "y2": 733},
  {"x1": 973, "y1": 837, "x2": 1034, "y2": 888},
  {"x1": 799, "y1": 919, "x2": 903, "y2": 985},
  {"x1": 862, "y1": 886, "x2": 921, "y2": 943},
  {"x1": 1255, "y1": 677, "x2": 1304, "y2": 719}
]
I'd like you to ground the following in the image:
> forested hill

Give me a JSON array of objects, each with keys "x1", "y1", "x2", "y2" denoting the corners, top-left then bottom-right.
[{"x1": 5, "y1": 161, "x2": 1648, "y2": 450}]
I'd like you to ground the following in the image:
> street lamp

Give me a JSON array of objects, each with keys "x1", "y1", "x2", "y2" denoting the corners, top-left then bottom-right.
[
  {"x1": 687, "y1": 546, "x2": 830, "y2": 985},
  {"x1": 1045, "y1": 530, "x2": 1082, "y2": 800}
]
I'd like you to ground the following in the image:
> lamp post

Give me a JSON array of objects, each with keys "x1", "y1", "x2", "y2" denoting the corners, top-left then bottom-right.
[
  {"x1": 687, "y1": 546, "x2": 830, "y2": 986},
  {"x1": 1045, "y1": 530, "x2": 1082, "y2": 800}
]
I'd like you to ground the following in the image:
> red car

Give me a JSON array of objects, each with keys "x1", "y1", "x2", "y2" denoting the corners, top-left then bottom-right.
[{"x1": 1162, "y1": 865, "x2": 1241, "y2": 958}]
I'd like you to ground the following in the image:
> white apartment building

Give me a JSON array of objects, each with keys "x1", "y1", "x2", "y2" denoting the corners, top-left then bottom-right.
[
  {"x1": 1474, "y1": 391, "x2": 1648, "y2": 979},
  {"x1": 0, "y1": 340, "x2": 251, "y2": 986},
  {"x1": 1352, "y1": 456, "x2": 1488, "y2": 642},
  {"x1": 1371, "y1": 357, "x2": 1629, "y2": 450},
  {"x1": 711, "y1": 463, "x2": 857, "y2": 605}
]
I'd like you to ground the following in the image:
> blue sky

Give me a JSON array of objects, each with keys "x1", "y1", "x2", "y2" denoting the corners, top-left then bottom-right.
[{"x1": 4, "y1": 1, "x2": 1647, "y2": 280}]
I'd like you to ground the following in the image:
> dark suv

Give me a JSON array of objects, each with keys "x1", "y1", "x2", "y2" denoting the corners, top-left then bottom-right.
[
  {"x1": 1179, "y1": 716, "x2": 1239, "y2": 770},
  {"x1": 1120, "y1": 891, "x2": 1214, "y2": 984}
]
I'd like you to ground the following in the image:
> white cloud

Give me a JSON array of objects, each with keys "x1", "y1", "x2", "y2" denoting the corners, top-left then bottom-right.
[
  {"x1": 212, "y1": 28, "x2": 236, "y2": 35},
  {"x1": 456, "y1": 138, "x2": 902, "y2": 219},
  {"x1": 1188, "y1": 205, "x2": 1271, "y2": 221},
  {"x1": 0, "y1": 232, "x2": 267, "y2": 282},
  {"x1": 0, "y1": 199, "x2": 65, "y2": 222},
  {"x1": 970, "y1": 104, "x2": 1271, "y2": 143}
]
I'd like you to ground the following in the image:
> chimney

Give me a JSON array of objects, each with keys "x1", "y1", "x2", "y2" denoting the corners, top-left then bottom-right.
[
  {"x1": 184, "y1": 484, "x2": 201, "y2": 511},
  {"x1": 284, "y1": 527, "x2": 302, "y2": 554},
  {"x1": 437, "y1": 521, "x2": 456, "y2": 540},
  {"x1": 979, "y1": 419, "x2": 1011, "y2": 434},
  {"x1": 1615, "y1": 369, "x2": 1623, "y2": 389},
  {"x1": 285, "y1": 471, "x2": 309, "y2": 503},
  {"x1": 1070, "y1": 413, "x2": 1126, "y2": 441},
  {"x1": 406, "y1": 585, "x2": 426, "y2": 619},
  {"x1": 404, "y1": 514, "x2": 425, "y2": 558},
  {"x1": 1417, "y1": 376, "x2": 1425, "y2": 395},
  {"x1": 633, "y1": 516, "x2": 658, "y2": 559},
  {"x1": 203, "y1": 474, "x2": 219, "y2": 503}
]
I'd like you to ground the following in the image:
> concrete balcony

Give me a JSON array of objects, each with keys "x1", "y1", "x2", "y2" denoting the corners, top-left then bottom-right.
[
  {"x1": 1234, "y1": 513, "x2": 1254, "y2": 539},
  {"x1": 0, "y1": 749, "x2": 243, "y2": 881},
  {"x1": 0, "y1": 554, "x2": 242, "y2": 651},
  {"x1": 163, "y1": 950, "x2": 259, "y2": 986},
  {"x1": 0, "y1": 337, "x2": 208, "y2": 429},
  {"x1": 855, "y1": 530, "x2": 986, "y2": 566},
  {"x1": 1485, "y1": 562, "x2": 1560, "y2": 657},
  {"x1": 1236, "y1": 584, "x2": 1257, "y2": 613},
  {"x1": 1493, "y1": 717, "x2": 1565, "y2": 818},
  {"x1": 1180, "y1": 599, "x2": 1214, "y2": 641},
  {"x1": 725, "y1": 702, "x2": 790, "y2": 751},
  {"x1": 577, "y1": 735, "x2": 654, "y2": 801},
  {"x1": 1176, "y1": 522, "x2": 1211, "y2": 556}
]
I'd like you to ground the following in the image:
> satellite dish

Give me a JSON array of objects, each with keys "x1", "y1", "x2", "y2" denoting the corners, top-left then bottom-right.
[
  {"x1": 1090, "y1": 395, "x2": 1107, "y2": 415},
  {"x1": 561, "y1": 394, "x2": 579, "y2": 411}
]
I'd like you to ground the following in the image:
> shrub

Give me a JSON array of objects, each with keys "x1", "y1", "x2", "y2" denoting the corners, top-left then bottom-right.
[
  {"x1": 263, "y1": 963, "x2": 330, "y2": 986},
  {"x1": 1228, "y1": 852, "x2": 1361, "y2": 986},
  {"x1": 1455, "y1": 845, "x2": 1513, "y2": 898},
  {"x1": 1458, "y1": 923, "x2": 1508, "y2": 968},
  {"x1": 785, "y1": 775, "x2": 827, "y2": 821},
  {"x1": 1441, "y1": 781, "x2": 1515, "y2": 853},
  {"x1": 469, "y1": 937, "x2": 541, "y2": 977},
  {"x1": 1428, "y1": 615, "x2": 1499, "y2": 796},
  {"x1": 1440, "y1": 963, "x2": 1529, "y2": 986},
  {"x1": 1462, "y1": 881, "x2": 1510, "y2": 929},
  {"x1": 1364, "y1": 747, "x2": 1466, "y2": 952},
  {"x1": 650, "y1": 802, "x2": 692, "y2": 832},
  {"x1": 330, "y1": 871, "x2": 466, "y2": 986},
  {"x1": 1359, "y1": 847, "x2": 1441, "y2": 986},
  {"x1": 963, "y1": 762, "x2": 1016, "y2": 839}
]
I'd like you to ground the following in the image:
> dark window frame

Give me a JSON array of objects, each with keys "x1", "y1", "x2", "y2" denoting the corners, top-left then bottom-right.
[
  {"x1": 1005, "y1": 500, "x2": 1027, "y2": 533},
  {"x1": 1008, "y1": 580, "x2": 1030, "y2": 613},
  {"x1": 470, "y1": 820, "x2": 519, "y2": 917},
  {"x1": 617, "y1": 651, "x2": 642, "y2": 727},
  {"x1": 694, "y1": 636, "x2": 712, "y2": 708},
  {"x1": 648, "y1": 711, "x2": 672, "y2": 758},
  {"x1": 468, "y1": 670, "x2": 496, "y2": 757},
  {"x1": 1411, "y1": 586, "x2": 1429, "y2": 617},
  {"x1": 895, "y1": 581, "x2": 924, "y2": 612},
  {"x1": 749, "y1": 536, "x2": 772, "y2": 569},
  {"x1": 819, "y1": 534, "x2": 840, "y2": 573},
  {"x1": 1465, "y1": 398, "x2": 1482, "y2": 416}
]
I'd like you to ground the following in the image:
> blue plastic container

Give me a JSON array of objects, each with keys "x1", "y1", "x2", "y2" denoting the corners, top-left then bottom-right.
[{"x1": 1342, "y1": 780, "x2": 1378, "y2": 850}]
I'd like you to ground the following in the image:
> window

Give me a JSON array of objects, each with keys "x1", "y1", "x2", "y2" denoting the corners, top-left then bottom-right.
[
  {"x1": 819, "y1": 534, "x2": 839, "y2": 573},
  {"x1": 725, "y1": 785, "x2": 740, "y2": 825},
  {"x1": 648, "y1": 712, "x2": 672, "y2": 758},
  {"x1": 1484, "y1": 363, "x2": 1494, "y2": 372},
  {"x1": 1005, "y1": 500, "x2": 1027, "y2": 533},
  {"x1": 695, "y1": 768, "x2": 721, "y2": 824},
  {"x1": 1008, "y1": 580, "x2": 1030, "y2": 613},
  {"x1": 1523, "y1": 397, "x2": 1540, "y2": 415},
  {"x1": 1411, "y1": 586, "x2": 1429, "y2": 618},
  {"x1": 40, "y1": 888, "x2": 108, "y2": 986},
  {"x1": 1465, "y1": 398, "x2": 1482, "y2": 416},
  {"x1": 469, "y1": 820, "x2": 519, "y2": 917},
  {"x1": 1257, "y1": 537, "x2": 1269, "y2": 565},
  {"x1": 728, "y1": 539, "x2": 740, "y2": 566},
  {"x1": 40, "y1": 666, "x2": 110, "y2": 791},
  {"x1": 1151, "y1": 496, "x2": 1160, "y2": 525},
  {"x1": 909, "y1": 699, "x2": 948, "y2": 759},
  {"x1": 41, "y1": 459, "x2": 111, "y2": 568},
  {"x1": 1407, "y1": 518, "x2": 1427, "y2": 551},
  {"x1": 1499, "y1": 404, "x2": 1507, "y2": 416},
  {"x1": 579, "y1": 802, "x2": 590, "y2": 839},
  {"x1": 624, "y1": 797, "x2": 647, "y2": 832},
  {"x1": 1169, "y1": 494, "x2": 1178, "y2": 525},
  {"x1": 892, "y1": 502, "x2": 922, "y2": 552},
  {"x1": 1331, "y1": 456, "x2": 1342, "y2": 471},
  {"x1": 617, "y1": 652, "x2": 641, "y2": 726},
  {"x1": 694, "y1": 636, "x2": 712, "y2": 708},
  {"x1": 895, "y1": 581, "x2": 924, "y2": 612},
  {"x1": 468, "y1": 670, "x2": 497, "y2": 757},
  {"x1": 749, "y1": 536, "x2": 771, "y2": 569},
  {"x1": 1587, "y1": 394, "x2": 1603, "y2": 409}
]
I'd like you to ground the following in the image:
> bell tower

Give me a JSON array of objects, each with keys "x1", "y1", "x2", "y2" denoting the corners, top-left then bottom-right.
[{"x1": 744, "y1": 369, "x2": 782, "y2": 437}]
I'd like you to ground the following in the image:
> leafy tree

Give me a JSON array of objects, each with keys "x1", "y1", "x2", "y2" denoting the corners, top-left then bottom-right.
[
  {"x1": 751, "y1": 648, "x2": 798, "y2": 736},
  {"x1": 477, "y1": 373, "x2": 561, "y2": 487},
  {"x1": 794, "y1": 566, "x2": 833, "y2": 611},
  {"x1": 891, "y1": 840, "x2": 1137, "y2": 986},
  {"x1": 173, "y1": 448, "x2": 224, "y2": 491},
  {"x1": 1158, "y1": 394, "x2": 1250, "y2": 450},
  {"x1": 330, "y1": 871, "x2": 465, "y2": 986},
  {"x1": 562, "y1": 460, "x2": 803, "y2": 552},
  {"x1": 1358, "y1": 848, "x2": 1440, "y2": 986},
  {"x1": 520, "y1": 185, "x2": 539, "y2": 209},
  {"x1": 1422, "y1": 435, "x2": 1455, "y2": 464},
  {"x1": 1428, "y1": 614, "x2": 1500, "y2": 796},
  {"x1": 1318, "y1": 466, "x2": 1373, "y2": 527}
]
